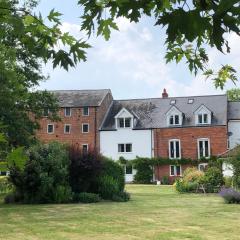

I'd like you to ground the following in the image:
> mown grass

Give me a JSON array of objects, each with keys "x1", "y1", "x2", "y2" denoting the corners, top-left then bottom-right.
[{"x1": 0, "y1": 185, "x2": 240, "y2": 240}]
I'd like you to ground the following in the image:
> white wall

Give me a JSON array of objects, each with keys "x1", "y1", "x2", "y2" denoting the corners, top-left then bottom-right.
[
  {"x1": 100, "y1": 128, "x2": 153, "y2": 182},
  {"x1": 229, "y1": 120, "x2": 240, "y2": 149}
]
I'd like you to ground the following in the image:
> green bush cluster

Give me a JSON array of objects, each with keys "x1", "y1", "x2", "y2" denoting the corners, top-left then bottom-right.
[
  {"x1": 0, "y1": 176, "x2": 13, "y2": 194},
  {"x1": 5, "y1": 142, "x2": 130, "y2": 204},
  {"x1": 133, "y1": 158, "x2": 153, "y2": 184}
]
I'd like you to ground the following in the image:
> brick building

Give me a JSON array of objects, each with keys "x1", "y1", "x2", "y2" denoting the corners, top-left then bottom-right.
[{"x1": 37, "y1": 89, "x2": 233, "y2": 183}]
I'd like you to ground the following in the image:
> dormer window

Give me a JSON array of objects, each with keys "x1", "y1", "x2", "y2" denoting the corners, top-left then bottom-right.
[
  {"x1": 194, "y1": 105, "x2": 211, "y2": 125},
  {"x1": 118, "y1": 118, "x2": 131, "y2": 128},
  {"x1": 166, "y1": 106, "x2": 183, "y2": 126}
]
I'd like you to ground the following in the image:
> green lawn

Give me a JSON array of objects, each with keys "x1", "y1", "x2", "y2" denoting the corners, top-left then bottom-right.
[{"x1": 0, "y1": 185, "x2": 240, "y2": 240}]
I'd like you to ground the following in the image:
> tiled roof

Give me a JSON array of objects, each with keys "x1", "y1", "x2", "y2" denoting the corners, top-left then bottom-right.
[
  {"x1": 51, "y1": 89, "x2": 111, "y2": 107},
  {"x1": 228, "y1": 101, "x2": 240, "y2": 120},
  {"x1": 101, "y1": 94, "x2": 227, "y2": 130}
]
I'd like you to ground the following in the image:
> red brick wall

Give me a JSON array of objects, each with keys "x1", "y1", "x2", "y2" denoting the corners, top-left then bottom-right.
[
  {"x1": 153, "y1": 126, "x2": 227, "y2": 183},
  {"x1": 36, "y1": 107, "x2": 97, "y2": 149},
  {"x1": 154, "y1": 126, "x2": 227, "y2": 159}
]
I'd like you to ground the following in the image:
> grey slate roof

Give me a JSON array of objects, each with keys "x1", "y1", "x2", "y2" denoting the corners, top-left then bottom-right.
[
  {"x1": 101, "y1": 94, "x2": 227, "y2": 130},
  {"x1": 51, "y1": 89, "x2": 111, "y2": 107},
  {"x1": 228, "y1": 101, "x2": 240, "y2": 120}
]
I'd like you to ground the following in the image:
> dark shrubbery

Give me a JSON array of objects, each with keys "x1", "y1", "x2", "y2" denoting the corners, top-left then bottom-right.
[
  {"x1": 161, "y1": 176, "x2": 170, "y2": 185},
  {"x1": 8, "y1": 142, "x2": 72, "y2": 203},
  {"x1": 6, "y1": 142, "x2": 129, "y2": 204},
  {"x1": 219, "y1": 188, "x2": 240, "y2": 204},
  {"x1": 73, "y1": 192, "x2": 101, "y2": 203},
  {"x1": 0, "y1": 176, "x2": 12, "y2": 194},
  {"x1": 133, "y1": 158, "x2": 153, "y2": 184},
  {"x1": 69, "y1": 145, "x2": 103, "y2": 193}
]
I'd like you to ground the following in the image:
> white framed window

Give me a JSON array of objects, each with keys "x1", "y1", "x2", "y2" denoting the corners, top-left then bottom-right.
[
  {"x1": 47, "y1": 124, "x2": 54, "y2": 134},
  {"x1": 82, "y1": 144, "x2": 88, "y2": 153},
  {"x1": 117, "y1": 118, "x2": 131, "y2": 128},
  {"x1": 197, "y1": 113, "x2": 209, "y2": 124},
  {"x1": 125, "y1": 165, "x2": 133, "y2": 175},
  {"x1": 169, "y1": 115, "x2": 180, "y2": 126},
  {"x1": 170, "y1": 165, "x2": 182, "y2": 176},
  {"x1": 64, "y1": 124, "x2": 71, "y2": 134},
  {"x1": 169, "y1": 139, "x2": 181, "y2": 159},
  {"x1": 64, "y1": 107, "x2": 71, "y2": 117},
  {"x1": 118, "y1": 143, "x2": 132, "y2": 153},
  {"x1": 188, "y1": 99, "x2": 194, "y2": 104},
  {"x1": 194, "y1": 105, "x2": 211, "y2": 125},
  {"x1": 198, "y1": 163, "x2": 208, "y2": 172},
  {"x1": 82, "y1": 123, "x2": 89, "y2": 133},
  {"x1": 198, "y1": 138, "x2": 210, "y2": 159},
  {"x1": 170, "y1": 100, "x2": 176, "y2": 105},
  {"x1": 83, "y1": 107, "x2": 89, "y2": 116}
]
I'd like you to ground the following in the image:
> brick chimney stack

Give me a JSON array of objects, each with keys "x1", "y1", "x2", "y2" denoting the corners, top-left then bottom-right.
[{"x1": 162, "y1": 88, "x2": 168, "y2": 98}]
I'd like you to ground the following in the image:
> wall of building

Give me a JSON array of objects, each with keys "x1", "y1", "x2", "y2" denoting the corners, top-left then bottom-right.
[
  {"x1": 228, "y1": 120, "x2": 240, "y2": 149},
  {"x1": 36, "y1": 107, "x2": 97, "y2": 149}
]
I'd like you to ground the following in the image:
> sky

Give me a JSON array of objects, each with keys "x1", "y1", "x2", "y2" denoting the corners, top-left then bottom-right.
[{"x1": 36, "y1": 0, "x2": 240, "y2": 100}]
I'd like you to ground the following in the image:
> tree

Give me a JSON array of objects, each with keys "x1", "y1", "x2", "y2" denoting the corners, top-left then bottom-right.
[
  {"x1": 0, "y1": 0, "x2": 90, "y2": 147},
  {"x1": 227, "y1": 88, "x2": 240, "y2": 101},
  {"x1": 79, "y1": 0, "x2": 240, "y2": 89}
]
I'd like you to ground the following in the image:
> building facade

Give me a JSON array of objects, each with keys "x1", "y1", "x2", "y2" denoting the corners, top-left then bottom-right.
[{"x1": 37, "y1": 89, "x2": 239, "y2": 183}]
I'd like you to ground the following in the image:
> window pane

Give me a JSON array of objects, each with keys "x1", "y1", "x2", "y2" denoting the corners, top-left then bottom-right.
[
  {"x1": 125, "y1": 118, "x2": 131, "y2": 127},
  {"x1": 82, "y1": 124, "x2": 89, "y2": 133},
  {"x1": 175, "y1": 141, "x2": 180, "y2": 158},
  {"x1": 198, "y1": 114, "x2": 202, "y2": 123},
  {"x1": 170, "y1": 166, "x2": 175, "y2": 176},
  {"x1": 170, "y1": 141, "x2": 174, "y2": 158},
  {"x1": 83, "y1": 107, "x2": 89, "y2": 116},
  {"x1": 82, "y1": 145, "x2": 88, "y2": 154},
  {"x1": 175, "y1": 115, "x2": 179, "y2": 124},
  {"x1": 203, "y1": 114, "x2": 208, "y2": 123},
  {"x1": 176, "y1": 166, "x2": 181, "y2": 176},
  {"x1": 204, "y1": 140, "x2": 209, "y2": 157},
  {"x1": 65, "y1": 125, "x2": 70, "y2": 133},
  {"x1": 118, "y1": 118, "x2": 124, "y2": 128},
  {"x1": 65, "y1": 107, "x2": 71, "y2": 116},
  {"x1": 199, "y1": 141, "x2": 203, "y2": 158},
  {"x1": 48, "y1": 125, "x2": 53, "y2": 133},
  {"x1": 169, "y1": 116, "x2": 174, "y2": 125},
  {"x1": 118, "y1": 144, "x2": 125, "y2": 152},
  {"x1": 126, "y1": 144, "x2": 132, "y2": 152},
  {"x1": 126, "y1": 165, "x2": 132, "y2": 174}
]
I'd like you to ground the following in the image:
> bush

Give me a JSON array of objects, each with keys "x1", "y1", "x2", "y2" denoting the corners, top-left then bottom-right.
[
  {"x1": 224, "y1": 177, "x2": 233, "y2": 188},
  {"x1": 219, "y1": 188, "x2": 240, "y2": 204},
  {"x1": 69, "y1": 146, "x2": 103, "y2": 193},
  {"x1": 0, "y1": 176, "x2": 13, "y2": 194},
  {"x1": 8, "y1": 142, "x2": 72, "y2": 203},
  {"x1": 133, "y1": 158, "x2": 153, "y2": 184},
  {"x1": 202, "y1": 167, "x2": 224, "y2": 192},
  {"x1": 112, "y1": 191, "x2": 130, "y2": 202},
  {"x1": 73, "y1": 192, "x2": 101, "y2": 203},
  {"x1": 161, "y1": 176, "x2": 169, "y2": 185},
  {"x1": 174, "y1": 167, "x2": 204, "y2": 193}
]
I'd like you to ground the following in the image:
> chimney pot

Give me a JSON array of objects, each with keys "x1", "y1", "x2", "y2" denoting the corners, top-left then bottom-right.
[{"x1": 162, "y1": 88, "x2": 168, "y2": 98}]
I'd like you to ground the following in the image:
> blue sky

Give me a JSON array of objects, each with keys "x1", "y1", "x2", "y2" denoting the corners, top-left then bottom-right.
[{"x1": 36, "y1": 0, "x2": 240, "y2": 99}]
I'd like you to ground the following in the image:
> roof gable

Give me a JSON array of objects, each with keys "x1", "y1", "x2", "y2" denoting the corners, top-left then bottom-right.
[
  {"x1": 194, "y1": 104, "x2": 212, "y2": 114},
  {"x1": 114, "y1": 107, "x2": 133, "y2": 119},
  {"x1": 166, "y1": 105, "x2": 183, "y2": 116}
]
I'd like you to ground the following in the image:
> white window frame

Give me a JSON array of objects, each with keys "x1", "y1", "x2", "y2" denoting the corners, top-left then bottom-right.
[
  {"x1": 125, "y1": 165, "x2": 133, "y2": 175},
  {"x1": 197, "y1": 113, "x2": 209, "y2": 125},
  {"x1": 64, "y1": 124, "x2": 71, "y2": 134},
  {"x1": 47, "y1": 124, "x2": 54, "y2": 134},
  {"x1": 64, "y1": 107, "x2": 71, "y2": 117},
  {"x1": 198, "y1": 163, "x2": 208, "y2": 172},
  {"x1": 168, "y1": 114, "x2": 181, "y2": 126},
  {"x1": 83, "y1": 107, "x2": 89, "y2": 116},
  {"x1": 117, "y1": 117, "x2": 132, "y2": 128},
  {"x1": 82, "y1": 123, "x2": 89, "y2": 133},
  {"x1": 118, "y1": 143, "x2": 132, "y2": 153},
  {"x1": 194, "y1": 105, "x2": 211, "y2": 125},
  {"x1": 82, "y1": 144, "x2": 88, "y2": 153},
  {"x1": 169, "y1": 165, "x2": 182, "y2": 176},
  {"x1": 169, "y1": 139, "x2": 181, "y2": 159},
  {"x1": 197, "y1": 138, "x2": 210, "y2": 159}
]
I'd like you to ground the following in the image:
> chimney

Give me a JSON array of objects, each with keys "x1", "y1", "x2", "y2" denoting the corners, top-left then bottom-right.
[{"x1": 162, "y1": 88, "x2": 168, "y2": 98}]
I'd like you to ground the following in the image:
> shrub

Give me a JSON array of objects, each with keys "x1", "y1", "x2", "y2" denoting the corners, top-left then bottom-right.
[
  {"x1": 161, "y1": 176, "x2": 169, "y2": 185},
  {"x1": 112, "y1": 191, "x2": 130, "y2": 202},
  {"x1": 97, "y1": 175, "x2": 120, "y2": 200},
  {"x1": 174, "y1": 167, "x2": 204, "y2": 193},
  {"x1": 224, "y1": 177, "x2": 233, "y2": 188},
  {"x1": 219, "y1": 188, "x2": 240, "y2": 204},
  {"x1": 133, "y1": 158, "x2": 153, "y2": 184},
  {"x1": 0, "y1": 176, "x2": 13, "y2": 194},
  {"x1": 8, "y1": 142, "x2": 72, "y2": 203},
  {"x1": 73, "y1": 192, "x2": 101, "y2": 203},
  {"x1": 69, "y1": 146, "x2": 103, "y2": 193},
  {"x1": 202, "y1": 167, "x2": 224, "y2": 192}
]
